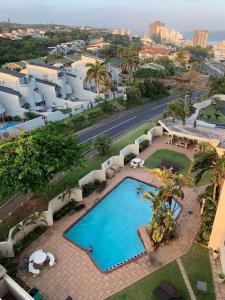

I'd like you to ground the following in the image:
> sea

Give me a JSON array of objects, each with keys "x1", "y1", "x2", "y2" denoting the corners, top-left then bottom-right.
[{"x1": 183, "y1": 31, "x2": 225, "y2": 45}]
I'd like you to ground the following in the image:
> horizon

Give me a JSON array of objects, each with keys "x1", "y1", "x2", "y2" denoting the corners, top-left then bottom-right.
[{"x1": 0, "y1": 0, "x2": 224, "y2": 34}]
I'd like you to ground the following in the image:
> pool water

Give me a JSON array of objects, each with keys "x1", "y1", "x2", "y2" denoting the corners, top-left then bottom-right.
[
  {"x1": 65, "y1": 177, "x2": 180, "y2": 271},
  {"x1": 0, "y1": 122, "x2": 19, "y2": 131}
]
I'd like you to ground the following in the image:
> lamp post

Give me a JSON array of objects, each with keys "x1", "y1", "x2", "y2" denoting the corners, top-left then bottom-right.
[{"x1": 123, "y1": 93, "x2": 127, "y2": 106}]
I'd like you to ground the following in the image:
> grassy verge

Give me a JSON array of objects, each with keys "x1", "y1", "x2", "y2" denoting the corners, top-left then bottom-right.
[
  {"x1": 108, "y1": 261, "x2": 190, "y2": 300},
  {"x1": 42, "y1": 122, "x2": 154, "y2": 200},
  {"x1": 182, "y1": 244, "x2": 215, "y2": 300}
]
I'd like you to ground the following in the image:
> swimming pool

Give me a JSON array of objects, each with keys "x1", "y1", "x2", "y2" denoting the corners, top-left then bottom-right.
[
  {"x1": 0, "y1": 122, "x2": 19, "y2": 131},
  {"x1": 65, "y1": 177, "x2": 181, "y2": 272}
]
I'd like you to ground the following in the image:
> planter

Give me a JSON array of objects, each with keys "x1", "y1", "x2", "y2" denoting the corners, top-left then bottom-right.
[{"x1": 213, "y1": 249, "x2": 220, "y2": 260}]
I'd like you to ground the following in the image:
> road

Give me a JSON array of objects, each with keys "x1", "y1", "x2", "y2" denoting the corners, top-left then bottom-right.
[
  {"x1": 0, "y1": 88, "x2": 208, "y2": 221},
  {"x1": 76, "y1": 89, "x2": 208, "y2": 145},
  {"x1": 203, "y1": 62, "x2": 225, "y2": 77}
]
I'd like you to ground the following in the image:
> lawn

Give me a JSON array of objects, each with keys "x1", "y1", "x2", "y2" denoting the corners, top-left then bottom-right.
[
  {"x1": 145, "y1": 149, "x2": 191, "y2": 173},
  {"x1": 182, "y1": 243, "x2": 215, "y2": 300},
  {"x1": 144, "y1": 149, "x2": 211, "y2": 186},
  {"x1": 108, "y1": 261, "x2": 190, "y2": 300},
  {"x1": 200, "y1": 105, "x2": 225, "y2": 124}
]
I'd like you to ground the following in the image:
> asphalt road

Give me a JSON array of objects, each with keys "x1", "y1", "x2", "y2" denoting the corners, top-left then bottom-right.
[
  {"x1": 76, "y1": 89, "x2": 208, "y2": 145},
  {"x1": 203, "y1": 63, "x2": 225, "y2": 77}
]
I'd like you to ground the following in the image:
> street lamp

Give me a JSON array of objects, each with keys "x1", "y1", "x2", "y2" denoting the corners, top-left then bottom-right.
[{"x1": 123, "y1": 93, "x2": 127, "y2": 106}]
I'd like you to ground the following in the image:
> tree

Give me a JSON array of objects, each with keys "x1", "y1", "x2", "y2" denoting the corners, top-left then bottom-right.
[
  {"x1": 167, "y1": 101, "x2": 187, "y2": 125},
  {"x1": 0, "y1": 128, "x2": 85, "y2": 202},
  {"x1": 209, "y1": 76, "x2": 225, "y2": 95},
  {"x1": 85, "y1": 60, "x2": 112, "y2": 100},
  {"x1": 143, "y1": 169, "x2": 186, "y2": 248},
  {"x1": 190, "y1": 143, "x2": 225, "y2": 201},
  {"x1": 121, "y1": 47, "x2": 139, "y2": 83},
  {"x1": 93, "y1": 135, "x2": 112, "y2": 156},
  {"x1": 175, "y1": 51, "x2": 187, "y2": 68}
]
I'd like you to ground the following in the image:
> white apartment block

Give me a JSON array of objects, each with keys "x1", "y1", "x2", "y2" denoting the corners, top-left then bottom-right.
[
  {"x1": 47, "y1": 40, "x2": 85, "y2": 55},
  {"x1": 213, "y1": 41, "x2": 225, "y2": 62},
  {"x1": 26, "y1": 62, "x2": 97, "y2": 105},
  {"x1": 0, "y1": 68, "x2": 44, "y2": 117},
  {"x1": 155, "y1": 26, "x2": 183, "y2": 46}
]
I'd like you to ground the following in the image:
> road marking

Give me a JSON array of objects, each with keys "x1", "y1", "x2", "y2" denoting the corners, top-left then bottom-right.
[{"x1": 80, "y1": 116, "x2": 136, "y2": 143}]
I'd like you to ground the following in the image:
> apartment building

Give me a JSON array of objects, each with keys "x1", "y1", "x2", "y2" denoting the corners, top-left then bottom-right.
[
  {"x1": 113, "y1": 28, "x2": 132, "y2": 36},
  {"x1": 193, "y1": 29, "x2": 208, "y2": 48},
  {"x1": 149, "y1": 21, "x2": 165, "y2": 40},
  {"x1": 47, "y1": 40, "x2": 85, "y2": 55},
  {"x1": 139, "y1": 46, "x2": 169, "y2": 60},
  {"x1": 0, "y1": 68, "x2": 44, "y2": 117},
  {"x1": 213, "y1": 40, "x2": 225, "y2": 62}
]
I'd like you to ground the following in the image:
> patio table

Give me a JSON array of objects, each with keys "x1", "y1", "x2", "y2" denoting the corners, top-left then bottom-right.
[
  {"x1": 131, "y1": 158, "x2": 142, "y2": 164},
  {"x1": 31, "y1": 250, "x2": 47, "y2": 265}
]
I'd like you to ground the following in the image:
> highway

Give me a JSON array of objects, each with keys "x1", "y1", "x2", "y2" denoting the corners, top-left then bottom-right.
[{"x1": 76, "y1": 89, "x2": 208, "y2": 145}]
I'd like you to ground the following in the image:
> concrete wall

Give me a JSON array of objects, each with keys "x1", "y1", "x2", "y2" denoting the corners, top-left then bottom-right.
[
  {"x1": 135, "y1": 134, "x2": 152, "y2": 145},
  {"x1": 101, "y1": 155, "x2": 124, "y2": 171},
  {"x1": 148, "y1": 125, "x2": 163, "y2": 137},
  {"x1": 79, "y1": 170, "x2": 106, "y2": 188},
  {"x1": 0, "y1": 92, "x2": 25, "y2": 118},
  {"x1": 120, "y1": 144, "x2": 139, "y2": 157},
  {"x1": 5, "y1": 275, "x2": 34, "y2": 300}
]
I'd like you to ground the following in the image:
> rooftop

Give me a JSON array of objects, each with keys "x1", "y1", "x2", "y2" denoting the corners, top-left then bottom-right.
[
  {"x1": 28, "y1": 62, "x2": 64, "y2": 71},
  {"x1": 35, "y1": 78, "x2": 59, "y2": 88},
  {"x1": 0, "y1": 68, "x2": 25, "y2": 78},
  {"x1": 160, "y1": 118, "x2": 225, "y2": 147},
  {"x1": 0, "y1": 86, "x2": 21, "y2": 96}
]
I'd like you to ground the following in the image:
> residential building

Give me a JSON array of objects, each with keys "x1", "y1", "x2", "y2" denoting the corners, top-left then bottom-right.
[
  {"x1": 149, "y1": 21, "x2": 165, "y2": 40},
  {"x1": 139, "y1": 46, "x2": 169, "y2": 60},
  {"x1": 87, "y1": 39, "x2": 110, "y2": 53},
  {"x1": 0, "y1": 68, "x2": 44, "y2": 117},
  {"x1": 0, "y1": 265, "x2": 33, "y2": 300},
  {"x1": 213, "y1": 40, "x2": 225, "y2": 62},
  {"x1": 47, "y1": 40, "x2": 85, "y2": 55},
  {"x1": 193, "y1": 29, "x2": 208, "y2": 48},
  {"x1": 113, "y1": 28, "x2": 132, "y2": 36},
  {"x1": 155, "y1": 26, "x2": 183, "y2": 46}
]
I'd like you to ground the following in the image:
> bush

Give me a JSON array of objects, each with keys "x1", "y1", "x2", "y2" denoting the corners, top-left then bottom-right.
[
  {"x1": 13, "y1": 226, "x2": 47, "y2": 255},
  {"x1": 82, "y1": 180, "x2": 101, "y2": 197},
  {"x1": 24, "y1": 111, "x2": 40, "y2": 120},
  {"x1": 53, "y1": 202, "x2": 73, "y2": 221},
  {"x1": 139, "y1": 140, "x2": 150, "y2": 152},
  {"x1": 100, "y1": 101, "x2": 114, "y2": 114},
  {"x1": 124, "y1": 153, "x2": 136, "y2": 164},
  {"x1": 93, "y1": 135, "x2": 112, "y2": 155}
]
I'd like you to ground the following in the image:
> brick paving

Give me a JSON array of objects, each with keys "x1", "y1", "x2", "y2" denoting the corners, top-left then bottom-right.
[
  {"x1": 19, "y1": 137, "x2": 204, "y2": 300},
  {"x1": 210, "y1": 254, "x2": 225, "y2": 300}
]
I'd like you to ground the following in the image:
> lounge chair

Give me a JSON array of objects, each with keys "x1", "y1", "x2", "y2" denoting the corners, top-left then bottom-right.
[
  {"x1": 153, "y1": 281, "x2": 181, "y2": 300},
  {"x1": 47, "y1": 252, "x2": 56, "y2": 267},
  {"x1": 28, "y1": 263, "x2": 40, "y2": 277}
]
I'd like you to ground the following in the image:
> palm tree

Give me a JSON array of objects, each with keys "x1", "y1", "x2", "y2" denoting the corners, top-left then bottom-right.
[
  {"x1": 85, "y1": 61, "x2": 112, "y2": 100},
  {"x1": 11, "y1": 222, "x2": 26, "y2": 239},
  {"x1": 23, "y1": 212, "x2": 47, "y2": 227},
  {"x1": 190, "y1": 143, "x2": 225, "y2": 201},
  {"x1": 121, "y1": 48, "x2": 139, "y2": 83},
  {"x1": 167, "y1": 101, "x2": 186, "y2": 125}
]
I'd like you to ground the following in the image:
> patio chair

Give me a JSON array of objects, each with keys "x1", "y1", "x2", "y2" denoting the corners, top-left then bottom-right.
[
  {"x1": 139, "y1": 160, "x2": 144, "y2": 168},
  {"x1": 153, "y1": 281, "x2": 181, "y2": 300},
  {"x1": 47, "y1": 252, "x2": 56, "y2": 267},
  {"x1": 130, "y1": 161, "x2": 137, "y2": 168},
  {"x1": 28, "y1": 263, "x2": 40, "y2": 277}
]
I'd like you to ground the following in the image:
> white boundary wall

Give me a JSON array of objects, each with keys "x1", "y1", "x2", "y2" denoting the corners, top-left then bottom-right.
[
  {"x1": 78, "y1": 170, "x2": 106, "y2": 188},
  {"x1": 101, "y1": 155, "x2": 124, "y2": 171}
]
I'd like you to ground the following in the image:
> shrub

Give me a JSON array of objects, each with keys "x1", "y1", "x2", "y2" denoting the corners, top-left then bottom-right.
[
  {"x1": 13, "y1": 226, "x2": 47, "y2": 255},
  {"x1": 93, "y1": 135, "x2": 112, "y2": 155},
  {"x1": 53, "y1": 202, "x2": 73, "y2": 221},
  {"x1": 124, "y1": 153, "x2": 136, "y2": 164},
  {"x1": 24, "y1": 112, "x2": 40, "y2": 120},
  {"x1": 82, "y1": 180, "x2": 101, "y2": 197},
  {"x1": 139, "y1": 140, "x2": 150, "y2": 152}
]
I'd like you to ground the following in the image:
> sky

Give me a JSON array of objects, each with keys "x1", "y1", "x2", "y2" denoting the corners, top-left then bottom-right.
[{"x1": 0, "y1": 0, "x2": 224, "y2": 33}]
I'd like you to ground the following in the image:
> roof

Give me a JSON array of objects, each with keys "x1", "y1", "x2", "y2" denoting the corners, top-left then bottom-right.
[
  {"x1": 63, "y1": 54, "x2": 82, "y2": 62},
  {"x1": 0, "y1": 85, "x2": 21, "y2": 96},
  {"x1": 28, "y1": 62, "x2": 63, "y2": 71},
  {"x1": 67, "y1": 72, "x2": 76, "y2": 78},
  {"x1": 24, "y1": 57, "x2": 45, "y2": 65},
  {"x1": 35, "y1": 78, "x2": 58, "y2": 88},
  {"x1": 2, "y1": 61, "x2": 26, "y2": 69},
  {"x1": 139, "y1": 47, "x2": 168, "y2": 56},
  {"x1": 0, "y1": 68, "x2": 25, "y2": 78}
]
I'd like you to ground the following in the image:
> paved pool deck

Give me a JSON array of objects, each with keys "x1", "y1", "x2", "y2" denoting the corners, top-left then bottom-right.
[{"x1": 19, "y1": 137, "x2": 204, "y2": 300}]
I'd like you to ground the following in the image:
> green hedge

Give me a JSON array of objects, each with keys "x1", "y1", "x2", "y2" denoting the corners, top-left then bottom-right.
[
  {"x1": 139, "y1": 140, "x2": 150, "y2": 152},
  {"x1": 124, "y1": 153, "x2": 136, "y2": 164},
  {"x1": 13, "y1": 226, "x2": 47, "y2": 255},
  {"x1": 82, "y1": 179, "x2": 101, "y2": 197},
  {"x1": 53, "y1": 202, "x2": 73, "y2": 221}
]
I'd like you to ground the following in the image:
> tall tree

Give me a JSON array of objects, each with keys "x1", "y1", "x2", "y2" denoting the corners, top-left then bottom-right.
[
  {"x1": 121, "y1": 47, "x2": 139, "y2": 83},
  {"x1": 85, "y1": 60, "x2": 112, "y2": 100},
  {"x1": 190, "y1": 143, "x2": 225, "y2": 201}
]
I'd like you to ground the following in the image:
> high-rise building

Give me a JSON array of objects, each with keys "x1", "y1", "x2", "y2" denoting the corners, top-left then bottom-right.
[
  {"x1": 149, "y1": 21, "x2": 165, "y2": 40},
  {"x1": 193, "y1": 30, "x2": 208, "y2": 48},
  {"x1": 113, "y1": 28, "x2": 132, "y2": 36},
  {"x1": 213, "y1": 41, "x2": 225, "y2": 61}
]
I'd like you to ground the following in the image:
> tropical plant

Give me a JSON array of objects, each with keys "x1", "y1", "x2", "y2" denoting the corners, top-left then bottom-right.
[
  {"x1": 167, "y1": 101, "x2": 187, "y2": 125},
  {"x1": 121, "y1": 47, "x2": 139, "y2": 83},
  {"x1": 93, "y1": 135, "x2": 112, "y2": 156},
  {"x1": 190, "y1": 143, "x2": 225, "y2": 201},
  {"x1": 85, "y1": 61, "x2": 112, "y2": 100},
  {"x1": 23, "y1": 212, "x2": 47, "y2": 227},
  {"x1": 175, "y1": 51, "x2": 187, "y2": 68}
]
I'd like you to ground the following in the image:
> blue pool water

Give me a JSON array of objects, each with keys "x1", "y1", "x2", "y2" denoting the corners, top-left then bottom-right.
[
  {"x1": 65, "y1": 177, "x2": 181, "y2": 271},
  {"x1": 0, "y1": 122, "x2": 19, "y2": 131}
]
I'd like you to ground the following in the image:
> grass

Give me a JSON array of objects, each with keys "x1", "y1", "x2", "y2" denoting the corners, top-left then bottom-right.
[
  {"x1": 201, "y1": 105, "x2": 225, "y2": 124},
  {"x1": 145, "y1": 149, "x2": 191, "y2": 173},
  {"x1": 182, "y1": 244, "x2": 215, "y2": 300},
  {"x1": 145, "y1": 149, "x2": 211, "y2": 186},
  {"x1": 108, "y1": 261, "x2": 190, "y2": 300},
  {"x1": 42, "y1": 122, "x2": 154, "y2": 200}
]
